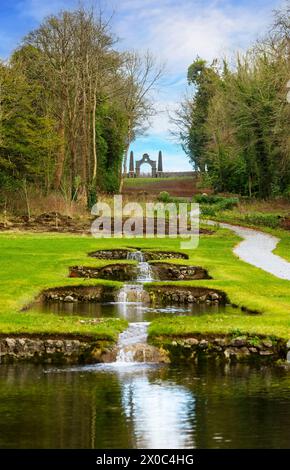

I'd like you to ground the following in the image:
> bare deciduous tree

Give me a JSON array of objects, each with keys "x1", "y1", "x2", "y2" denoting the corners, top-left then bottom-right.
[{"x1": 120, "y1": 51, "x2": 164, "y2": 178}]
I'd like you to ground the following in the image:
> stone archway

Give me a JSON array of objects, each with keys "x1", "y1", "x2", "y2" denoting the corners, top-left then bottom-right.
[{"x1": 135, "y1": 153, "x2": 157, "y2": 177}]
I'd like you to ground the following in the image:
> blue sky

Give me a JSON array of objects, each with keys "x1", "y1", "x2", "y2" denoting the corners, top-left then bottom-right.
[{"x1": 0, "y1": 0, "x2": 283, "y2": 171}]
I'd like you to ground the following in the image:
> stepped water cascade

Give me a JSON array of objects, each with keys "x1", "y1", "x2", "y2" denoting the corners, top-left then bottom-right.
[
  {"x1": 117, "y1": 251, "x2": 154, "y2": 303},
  {"x1": 116, "y1": 251, "x2": 155, "y2": 364},
  {"x1": 128, "y1": 250, "x2": 155, "y2": 282},
  {"x1": 117, "y1": 284, "x2": 146, "y2": 303},
  {"x1": 126, "y1": 251, "x2": 144, "y2": 262},
  {"x1": 115, "y1": 322, "x2": 150, "y2": 363}
]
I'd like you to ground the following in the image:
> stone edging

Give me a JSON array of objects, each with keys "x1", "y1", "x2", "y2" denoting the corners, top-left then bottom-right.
[
  {"x1": 69, "y1": 264, "x2": 137, "y2": 281},
  {"x1": 150, "y1": 263, "x2": 211, "y2": 280},
  {"x1": 145, "y1": 285, "x2": 227, "y2": 305},
  {"x1": 88, "y1": 249, "x2": 189, "y2": 260},
  {"x1": 40, "y1": 285, "x2": 118, "y2": 303},
  {"x1": 1, "y1": 333, "x2": 288, "y2": 364},
  {"x1": 0, "y1": 336, "x2": 116, "y2": 364},
  {"x1": 151, "y1": 335, "x2": 288, "y2": 363}
]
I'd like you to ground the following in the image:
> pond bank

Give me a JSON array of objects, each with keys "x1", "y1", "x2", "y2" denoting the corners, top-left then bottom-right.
[
  {"x1": 150, "y1": 334, "x2": 288, "y2": 364},
  {"x1": 1, "y1": 332, "x2": 288, "y2": 364},
  {"x1": 0, "y1": 335, "x2": 115, "y2": 364}
]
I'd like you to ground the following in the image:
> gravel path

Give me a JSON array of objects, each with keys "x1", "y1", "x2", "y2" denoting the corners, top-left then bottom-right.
[{"x1": 209, "y1": 221, "x2": 290, "y2": 281}]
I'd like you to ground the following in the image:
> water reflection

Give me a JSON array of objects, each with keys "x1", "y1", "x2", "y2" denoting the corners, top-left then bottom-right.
[
  {"x1": 34, "y1": 301, "x2": 235, "y2": 322},
  {"x1": 118, "y1": 369, "x2": 195, "y2": 448},
  {"x1": 1, "y1": 363, "x2": 290, "y2": 449}
]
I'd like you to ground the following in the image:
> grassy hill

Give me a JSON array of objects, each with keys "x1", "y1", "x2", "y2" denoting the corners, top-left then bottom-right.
[{"x1": 123, "y1": 176, "x2": 201, "y2": 198}]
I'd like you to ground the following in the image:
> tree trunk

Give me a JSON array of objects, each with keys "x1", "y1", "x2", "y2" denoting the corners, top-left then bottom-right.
[
  {"x1": 53, "y1": 111, "x2": 65, "y2": 190},
  {"x1": 248, "y1": 175, "x2": 252, "y2": 198},
  {"x1": 70, "y1": 140, "x2": 78, "y2": 201},
  {"x1": 119, "y1": 124, "x2": 132, "y2": 192},
  {"x1": 119, "y1": 141, "x2": 130, "y2": 193},
  {"x1": 92, "y1": 89, "x2": 97, "y2": 181},
  {"x1": 123, "y1": 122, "x2": 132, "y2": 174}
]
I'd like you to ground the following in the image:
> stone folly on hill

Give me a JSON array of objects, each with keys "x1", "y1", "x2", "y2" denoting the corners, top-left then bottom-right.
[{"x1": 127, "y1": 150, "x2": 196, "y2": 178}]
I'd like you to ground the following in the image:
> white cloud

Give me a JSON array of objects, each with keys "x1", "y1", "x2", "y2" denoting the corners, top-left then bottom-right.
[
  {"x1": 115, "y1": 0, "x2": 278, "y2": 72},
  {"x1": 113, "y1": 0, "x2": 280, "y2": 148}
]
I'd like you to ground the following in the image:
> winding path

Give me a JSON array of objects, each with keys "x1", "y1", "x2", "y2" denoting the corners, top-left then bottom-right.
[{"x1": 209, "y1": 221, "x2": 290, "y2": 281}]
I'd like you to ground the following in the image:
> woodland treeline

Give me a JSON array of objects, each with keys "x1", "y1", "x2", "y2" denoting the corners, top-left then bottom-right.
[
  {"x1": 176, "y1": 3, "x2": 290, "y2": 198},
  {"x1": 0, "y1": 7, "x2": 161, "y2": 208}
]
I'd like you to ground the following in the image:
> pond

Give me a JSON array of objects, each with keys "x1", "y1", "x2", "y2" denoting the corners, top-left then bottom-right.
[
  {"x1": 0, "y1": 362, "x2": 290, "y2": 449},
  {"x1": 33, "y1": 301, "x2": 243, "y2": 323}
]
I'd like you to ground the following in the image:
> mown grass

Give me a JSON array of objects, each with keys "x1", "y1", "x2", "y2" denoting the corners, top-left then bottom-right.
[
  {"x1": 0, "y1": 233, "x2": 130, "y2": 339},
  {"x1": 0, "y1": 313, "x2": 127, "y2": 339},
  {"x1": 0, "y1": 227, "x2": 289, "y2": 340},
  {"x1": 275, "y1": 231, "x2": 290, "y2": 263},
  {"x1": 147, "y1": 228, "x2": 290, "y2": 340}
]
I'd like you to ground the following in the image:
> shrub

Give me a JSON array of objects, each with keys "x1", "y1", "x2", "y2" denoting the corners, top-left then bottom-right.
[
  {"x1": 216, "y1": 197, "x2": 239, "y2": 211},
  {"x1": 200, "y1": 205, "x2": 217, "y2": 217},
  {"x1": 194, "y1": 194, "x2": 216, "y2": 204},
  {"x1": 194, "y1": 194, "x2": 239, "y2": 209},
  {"x1": 157, "y1": 191, "x2": 172, "y2": 203},
  {"x1": 243, "y1": 213, "x2": 280, "y2": 228},
  {"x1": 194, "y1": 194, "x2": 239, "y2": 217}
]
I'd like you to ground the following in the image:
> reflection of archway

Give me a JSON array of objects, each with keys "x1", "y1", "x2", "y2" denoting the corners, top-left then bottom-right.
[{"x1": 136, "y1": 154, "x2": 156, "y2": 178}]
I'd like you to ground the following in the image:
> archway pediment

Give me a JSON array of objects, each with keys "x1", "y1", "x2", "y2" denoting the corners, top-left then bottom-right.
[{"x1": 137, "y1": 153, "x2": 155, "y2": 167}]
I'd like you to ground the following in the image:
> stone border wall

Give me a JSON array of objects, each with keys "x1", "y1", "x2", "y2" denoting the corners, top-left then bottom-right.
[
  {"x1": 88, "y1": 249, "x2": 189, "y2": 261},
  {"x1": 146, "y1": 285, "x2": 227, "y2": 305},
  {"x1": 151, "y1": 335, "x2": 288, "y2": 363},
  {"x1": 0, "y1": 337, "x2": 116, "y2": 364},
  {"x1": 41, "y1": 285, "x2": 118, "y2": 303},
  {"x1": 150, "y1": 263, "x2": 211, "y2": 280},
  {"x1": 38, "y1": 284, "x2": 226, "y2": 305},
  {"x1": 69, "y1": 264, "x2": 137, "y2": 281},
  {"x1": 143, "y1": 251, "x2": 189, "y2": 260},
  {"x1": 1, "y1": 333, "x2": 288, "y2": 364},
  {"x1": 69, "y1": 263, "x2": 210, "y2": 281},
  {"x1": 89, "y1": 249, "x2": 131, "y2": 259}
]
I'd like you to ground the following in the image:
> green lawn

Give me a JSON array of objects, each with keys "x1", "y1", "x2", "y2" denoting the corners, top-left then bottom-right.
[
  {"x1": 0, "y1": 233, "x2": 129, "y2": 339},
  {"x1": 275, "y1": 230, "x2": 290, "y2": 262},
  {"x1": 0, "y1": 227, "x2": 289, "y2": 341}
]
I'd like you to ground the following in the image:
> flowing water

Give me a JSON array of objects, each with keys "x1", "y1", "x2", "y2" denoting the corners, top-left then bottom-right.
[
  {"x1": 117, "y1": 251, "x2": 154, "y2": 302},
  {"x1": 116, "y1": 284, "x2": 147, "y2": 303},
  {"x1": 127, "y1": 251, "x2": 145, "y2": 263},
  {"x1": 116, "y1": 251, "x2": 155, "y2": 362},
  {"x1": 115, "y1": 322, "x2": 150, "y2": 363},
  {"x1": 1, "y1": 362, "x2": 290, "y2": 449}
]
